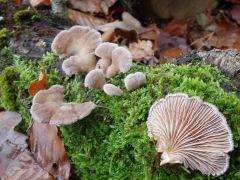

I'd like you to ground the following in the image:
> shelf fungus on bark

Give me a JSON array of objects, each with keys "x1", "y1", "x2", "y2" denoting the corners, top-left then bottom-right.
[
  {"x1": 51, "y1": 26, "x2": 102, "y2": 75},
  {"x1": 146, "y1": 93, "x2": 233, "y2": 176},
  {"x1": 95, "y1": 42, "x2": 132, "y2": 78},
  {"x1": 30, "y1": 85, "x2": 96, "y2": 125}
]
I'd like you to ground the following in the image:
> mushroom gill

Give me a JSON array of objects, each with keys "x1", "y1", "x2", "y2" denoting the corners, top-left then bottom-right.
[{"x1": 146, "y1": 93, "x2": 233, "y2": 176}]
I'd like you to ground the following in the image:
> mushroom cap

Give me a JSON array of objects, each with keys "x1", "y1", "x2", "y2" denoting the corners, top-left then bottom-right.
[
  {"x1": 0, "y1": 111, "x2": 22, "y2": 145},
  {"x1": 103, "y1": 84, "x2": 123, "y2": 96},
  {"x1": 84, "y1": 69, "x2": 106, "y2": 89},
  {"x1": 112, "y1": 47, "x2": 132, "y2": 73},
  {"x1": 95, "y1": 42, "x2": 118, "y2": 60},
  {"x1": 124, "y1": 72, "x2": 146, "y2": 91},
  {"x1": 147, "y1": 93, "x2": 233, "y2": 176},
  {"x1": 30, "y1": 85, "x2": 96, "y2": 125},
  {"x1": 62, "y1": 53, "x2": 96, "y2": 75},
  {"x1": 95, "y1": 43, "x2": 133, "y2": 78},
  {"x1": 52, "y1": 26, "x2": 102, "y2": 58}
]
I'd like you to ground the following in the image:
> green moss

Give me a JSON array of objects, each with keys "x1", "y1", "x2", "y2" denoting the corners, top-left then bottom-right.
[
  {"x1": 0, "y1": 47, "x2": 14, "y2": 72},
  {"x1": 0, "y1": 66, "x2": 20, "y2": 111},
  {"x1": 14, "y1": 9, "x2": 34, "y2": 25},
  {"x1": 0, "y1": 0, "x2": 7, "y2": 4},
  {"x1": 0, "y1": 28, "x2": 9, "y2": 47},
  {"x1": 3, "y1": 54, "x2": 240, "y2": 179}
]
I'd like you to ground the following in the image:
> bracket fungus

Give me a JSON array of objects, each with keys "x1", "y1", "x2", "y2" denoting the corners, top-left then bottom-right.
[
  {"x1": 84, "y1": 69, "x2": 106, "y2": 89},
  {"x1": 95, "y1": 42, "x2": 132, "y2": 78},
  {"x1": 124, "y1": 72, "x2": 146, "y2": 91},
  {"x1": 30, "y1": 85, "x2": 96, "y2": 125},
  {"x1": 0, "y1": 111, "x2": 22, "y2": 145},
  {"x1": 51, "y1": 26, "x2": 102, "y2": 75},
  {"x1": 103, "y1": 84, "x2": 123, "y2": 96},
  {"x1": 147, "y1": 93, "x2": 233, "y2": 176}
]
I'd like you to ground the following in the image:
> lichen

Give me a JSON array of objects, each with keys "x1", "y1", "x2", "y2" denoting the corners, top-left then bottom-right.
[{"x1": 1, "y1": 53, "x2": 240, "y2": 179}]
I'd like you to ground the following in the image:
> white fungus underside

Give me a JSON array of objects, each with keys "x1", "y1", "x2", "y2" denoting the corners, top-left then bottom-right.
[{"x1": 147, "y1": 93, "x2": 233, "y2": 176}]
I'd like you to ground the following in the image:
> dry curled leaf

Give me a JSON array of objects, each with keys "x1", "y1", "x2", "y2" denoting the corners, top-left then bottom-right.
[
  {"x1": 163, "y1": 19, "x2": 189, "y2": 37},
  {"x1": 28, "y1": 121, "x2": 70, "y2": 179},
  {"x1": 29, "y1": 71, "x2": 48, "y2": 96},
  {"x1": 160, "y1": 48, "x2": 187, "y2": 62},
  {"x1": 69, "y1": 0, "x2": 117, "y2": 15},
  {"x1": 0, "y1": 111, "x2": 53, "y2": 180},
  {"x1": 30, "y1": 0, "x2": 51, "y2": 7},
  {"x1": 68, "y1": 9, "x2": 108, "y2": 28},
  {"x1": 139, "y1": 24, "x2": 161, "y2": 51},
  {"x1": 230, "y1": 5, "x2": 240, "y2": 24},
  {"x1": 128, "y1": 40, "x2": 154, "y2": 61}
]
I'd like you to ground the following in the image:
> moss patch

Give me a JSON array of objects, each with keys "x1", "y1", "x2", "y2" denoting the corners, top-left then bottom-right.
[
  {"x1": 0, "y1": 53, "x2": 239, "y2": 179},
  {"x1": 0, "y1": 28, "x2": 9, "y2": 47}
]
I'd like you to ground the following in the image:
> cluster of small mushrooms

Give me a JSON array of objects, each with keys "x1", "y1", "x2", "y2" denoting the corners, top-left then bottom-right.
[{"x1": 51, "y1": 25, "x2": 146, "y2": 96}]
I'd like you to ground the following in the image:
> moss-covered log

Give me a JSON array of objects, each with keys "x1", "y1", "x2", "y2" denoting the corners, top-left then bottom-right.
[{"x1": 0, "y1": 53, "x2": 239, "y2": 179}]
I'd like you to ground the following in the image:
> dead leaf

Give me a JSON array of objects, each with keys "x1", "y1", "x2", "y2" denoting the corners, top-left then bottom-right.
[
  {"x1": 139, "y1": 23, "x2": 161, "y2": 50},
  {"x1": 96, "y1": 12, "x2": 143, "y2": 34},
  {"x1": 163, "y1": 19, "x2": 189, "y2": 37},
  {"x1": 215, "y1": 20, "x2": 240, "y2": 50},
  {"x1": 227, "y1": 0, "x2": 240, "y2": 4},
  {"x1": 128, "y1": 40, "x2": 154, "y2": 61},
  {"x1": 69, "y1": 0, "x2": 117, "y2": 15},
  {"x1": 0, "y1": 111, "x2": 53, "y2": 180},
  {"x1": 114, "y1": 28, "x2": 138, "y2": 45},
  {"x1": 160, "y1": 31, "x2": 188, "y2": 51},
  {"x1": 28, "y1": 121, "x2": 70, "y2": 179},
  {"x1": 68, "y1": 9, "x2": 108, "y2": 28},
  {"x1": 29, "y1": 71, "x2": 48, "y2": 96},
  {"x1": 230, "y1": 5, "x2": 240, "y2": 24},
  {"x1": 30, "y1": 0, "x2": 51, "y2": 7},
  {"x1": 160, "y1": 48, "x2": 187, "y2": 62}
]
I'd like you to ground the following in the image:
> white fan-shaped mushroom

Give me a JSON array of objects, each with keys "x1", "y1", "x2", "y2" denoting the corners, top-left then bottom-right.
[
  {"x1": 84, "y1": 69, "x2": 106, "y2": 89},
  {"x1": 103, "y1": 84, "x2": 123, "y2": 96},
  {"x1": 147, "y1": 93, "x2": 233, "y2": 176},
  {"x1": 51, "y1": 26, "x2": 102, "y2": 75},
  {"x1": 30, "y1": 85, "x2": 96, "y2": 125},
  {"x1": 95, "y1": 42, "x2": 133, "y2": 78},
  {"x1": 124, "y1": 72, "x2": 146, "y2": 91}
]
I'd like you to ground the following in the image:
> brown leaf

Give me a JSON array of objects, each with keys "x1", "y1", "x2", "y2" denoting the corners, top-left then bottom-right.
[
  {"x1": 215, "y1": 20, "x2": 240, "y2": 50},
  {"x1": 0, "y1": 111, "x2": 53, "y2": 180},
  {"x1": 28, "y1": 121, "x2": 70, "y2": 179},
  {"x1": 69, "y1": 0, "x2": 117, "y2": 15},
  {"x1": 114, "y1": 28, "x2": 138, "y2": 45},
  {"x1": 160, "y1": 48, "x2": 187, "y2": 62},
  {"x1": 227, "y1": 0, "x2": 240, "y2": 4},
  {"x1": 230, "y1": 5, "x2": 240, "y2": 24},
  {"x1": 139, "y1": 23, "x2": 161, "y2": 50},
  {"x1": 128, "y1": 40, "x2": 154, "y2": 61},
  {"x1": 163, "y1": 19, "x2": 189, "y2": 37},
  {"x1": 68, "y1": 9, "x2": 108, "y2": 28},
  {"x1": 30, "y1": 0, "x2": 51, "y2": 7},
  {"x1": 29, "y1": 71, "x2": 48, "y2": 96}
]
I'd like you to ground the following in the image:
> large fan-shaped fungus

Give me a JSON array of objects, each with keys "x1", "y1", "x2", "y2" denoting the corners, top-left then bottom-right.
[
  {"x1": 51, "y1": 26, "x2": 102, "y2": 75},
  {"x1": 147, "y1": 93, "x2": 233, "y2": 176},
  {"x1": 30, "y1": 85, "x2": 96, "y2": 125}
]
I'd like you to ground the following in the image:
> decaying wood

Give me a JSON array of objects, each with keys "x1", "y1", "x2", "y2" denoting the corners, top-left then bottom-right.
[{"x1": 175, "y1": 49, "x2": 240, "y2": 87}]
